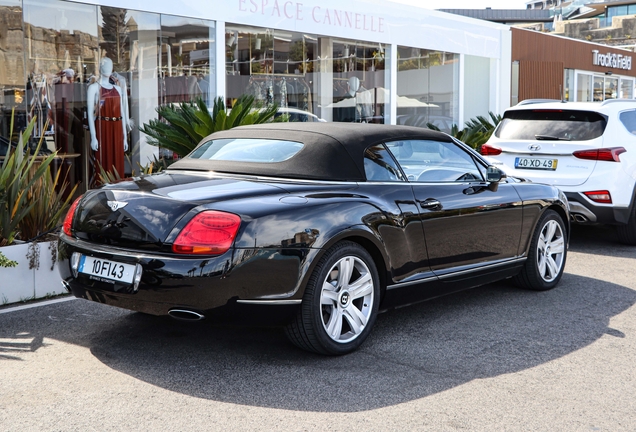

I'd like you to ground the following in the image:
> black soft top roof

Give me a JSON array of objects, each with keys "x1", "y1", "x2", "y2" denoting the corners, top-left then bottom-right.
[{"x1": 170, "y1": 123, "x2": 453, "y2": 181}]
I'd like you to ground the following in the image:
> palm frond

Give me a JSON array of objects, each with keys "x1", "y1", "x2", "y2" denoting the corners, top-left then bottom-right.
[{"x1": 140, "y1": 96, "x2": 279, "y2": 158}]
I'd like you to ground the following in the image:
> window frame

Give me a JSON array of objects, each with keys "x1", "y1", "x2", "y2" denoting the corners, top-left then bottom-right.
[{"x1": 385, "y1": 138, "x2": 486, "y2": 183}]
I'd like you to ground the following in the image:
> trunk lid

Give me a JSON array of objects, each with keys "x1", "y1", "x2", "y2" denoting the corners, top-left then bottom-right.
[{"x1": 73, "y1": 172, "x2": 289, "y2": 251}]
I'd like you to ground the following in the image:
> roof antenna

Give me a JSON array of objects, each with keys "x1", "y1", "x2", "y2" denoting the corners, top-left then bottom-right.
[{"x1": 560, "y1": 84, "x2": 566, "y2": 103}]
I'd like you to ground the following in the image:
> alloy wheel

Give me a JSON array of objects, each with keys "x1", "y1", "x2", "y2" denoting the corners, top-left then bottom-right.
[
  {"x1": 320, "y1": 256, "x2": 374, "y2": 344},
  {"x1": 536, "y1": 219, "x2": 565, "y2": 282}
]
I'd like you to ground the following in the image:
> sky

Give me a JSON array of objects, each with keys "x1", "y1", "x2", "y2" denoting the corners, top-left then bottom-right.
[{"x1": 392, "y1": 0, "x2": 531, "y2": 9}]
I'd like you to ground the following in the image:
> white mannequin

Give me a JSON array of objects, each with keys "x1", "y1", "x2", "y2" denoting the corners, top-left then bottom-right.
[{"x1": 87, "y1": 57, "x2": 128, "y2": 152}]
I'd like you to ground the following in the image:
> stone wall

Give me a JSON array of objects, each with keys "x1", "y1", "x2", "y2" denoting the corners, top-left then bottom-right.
[
  {"x1": 0, "y1": 6, "x2": 25, "y2": 88},
  {"x1": 553, "y1": 15, "x2": 636, "y2": 48}
]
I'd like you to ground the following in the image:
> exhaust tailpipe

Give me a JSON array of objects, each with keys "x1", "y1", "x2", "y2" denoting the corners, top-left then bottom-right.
[
  {"x1": 573, "y1": 214, "x2": 588, "y2": 223},
  {"x1": 61, "y1": 280, "x2": 72, "y2": 293},
  {"x1": 168, "y1": 309, "x2": 205, "y2": 321}
]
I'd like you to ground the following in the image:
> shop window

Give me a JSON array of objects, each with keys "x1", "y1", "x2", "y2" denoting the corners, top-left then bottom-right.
[
  {"x1": 225, "y1": 25, "x2": 318, "y2": 122},
  {"x1": 396, "y1": 46, "x2": 459, "y2": 132},
  {"x1": 576, "y1": 73, "x2": 593, "y2": 102},
  {"x1": 605, "y1": 76, "x2": 618, "y2": 100},
  {"x1": 0, "y1": 0, "x2": 26, "y2": 152},
  {"x1": 593, "y1": 76, "x2": 604, "y2": 101},
  {"x1": 23, "y1": 0, "x2": 99, "y2": 192},
  {"x1": 331, "y1": 40, "x2": 387, "y2": 124},
  {"x1": 159, "y1": 16, "x2": 216, "y2": 107},
  {"x1": 620, "y1": 78, "x2": 634, "y2": 99}
]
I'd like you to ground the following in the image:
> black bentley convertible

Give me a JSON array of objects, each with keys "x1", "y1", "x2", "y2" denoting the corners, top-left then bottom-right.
[{"x1": 58, "y1": 123, "x2": 569, "y2": 355}]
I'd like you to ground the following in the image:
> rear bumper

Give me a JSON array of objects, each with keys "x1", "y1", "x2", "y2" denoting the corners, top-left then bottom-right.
[
  {"x1": 58, "y1": 234, "x2": 309, "y2": 316},
  {"x1": 564, "y1": 192, "x2": 631, "y2": 225}
]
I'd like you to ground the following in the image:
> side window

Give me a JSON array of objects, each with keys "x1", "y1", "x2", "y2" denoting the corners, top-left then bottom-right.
[
  {"x1": 386, "y1": 140, "x2": 484, "y2": 183},
  {"x1": 363, "y1": 145, "x2": 404, "y2": 182},
  {"x1": 619, "y1": 110, "x2": 636, "y2": 135}
]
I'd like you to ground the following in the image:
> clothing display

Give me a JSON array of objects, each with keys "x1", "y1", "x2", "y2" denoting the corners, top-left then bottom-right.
[
  {"x1": 245, "y1": 76, "x2": 312, "y2": 112},
  {"x1": 159, "y1": 75, "x2": 203, "y2": 104},
  {"x1": 91, "y1": 84, "x2": 124, "y2": 185}
]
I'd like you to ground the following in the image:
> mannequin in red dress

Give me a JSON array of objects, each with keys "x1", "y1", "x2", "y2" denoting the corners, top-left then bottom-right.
[{"x1": 87, "y1": 57, "x2": 129, "y2": 185}]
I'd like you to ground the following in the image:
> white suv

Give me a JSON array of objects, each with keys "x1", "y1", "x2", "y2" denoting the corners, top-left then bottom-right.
[{"x1": 483, "y1": 99, "x2": 636, "y2": 244}]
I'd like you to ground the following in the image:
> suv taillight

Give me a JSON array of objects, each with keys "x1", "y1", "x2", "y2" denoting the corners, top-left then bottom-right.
[
  {"x1": 62, "y1": 196, "x2": 82, "y2": 236},
  {"x1": 573, "y1": 147, "x2": 626, "y2": 162},
  {"x1": 584, "y1": 190, "x2": 612, "y2": 204},
  {"x1": 172, "y1": 211, "x2": 241, "y2": 255},
  {"x1": 481, "y1": 144, "x2": 502, "y2": 156}
]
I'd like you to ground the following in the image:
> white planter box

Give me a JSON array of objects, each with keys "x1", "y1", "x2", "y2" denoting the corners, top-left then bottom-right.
[{"x1": 0, "y1": 240, "x2": 65, "y2": 305}]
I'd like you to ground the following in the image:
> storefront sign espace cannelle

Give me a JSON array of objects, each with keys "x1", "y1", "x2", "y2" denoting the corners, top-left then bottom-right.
[
  {"x1": 238, "y1": 0, "x2": 385, "y2": 33},
  {"x1": 592, "y1": 50, "x2": 632, "y2": 71}
]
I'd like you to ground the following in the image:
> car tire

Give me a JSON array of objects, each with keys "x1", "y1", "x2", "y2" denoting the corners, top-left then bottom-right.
[
  {"x1": 514, "y1": 209, "x2": 567, "y2": 291},
  {"x1": 285, "y1": 241, "x2": 380, "y2": 355},
  {"x1": 616, "y1": 204, "x2": 636, "y2": 245}
]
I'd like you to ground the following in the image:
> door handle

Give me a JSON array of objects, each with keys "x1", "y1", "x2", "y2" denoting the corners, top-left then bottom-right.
[{"x1": 419, "y1": 199, "x2": 441, "y2": 210}]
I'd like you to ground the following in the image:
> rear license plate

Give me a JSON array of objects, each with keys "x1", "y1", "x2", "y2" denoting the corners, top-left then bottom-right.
[
  {"x1": 78, "y1": 255, "x2": 136, "y2": 284},
  {"x1": 514, "y1": 157, "x2": 558, "y2": 170}
]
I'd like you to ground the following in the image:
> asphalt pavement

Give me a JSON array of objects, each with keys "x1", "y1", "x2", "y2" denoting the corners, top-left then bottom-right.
[{"x1": 1, "y1": 224, "x2": 635, "y2": 431}]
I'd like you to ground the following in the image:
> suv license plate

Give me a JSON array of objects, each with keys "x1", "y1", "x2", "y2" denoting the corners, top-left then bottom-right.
[
  {"x1": 78, "y1": 255, "x2": 136, "y2": 284},
  {"x1": 514, "y1": 157, "x2": 558, "y2": 170}
]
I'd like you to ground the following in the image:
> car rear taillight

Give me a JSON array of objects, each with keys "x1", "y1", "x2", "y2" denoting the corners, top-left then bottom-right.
[
  {"x1": 573, "y1": 147, "x2": 626, "y2": 162},
  {"x1": 172, "y1": 211, "x2": 241, "y2": 255},
  {"x1": 584, "y1": 190, "x2": 612, "y2": 204},
  {"x1": 480, "y1": 144, "x2": 502, "y2": 156},
  {"x1": 62, "y1": 196, "x2": 82, "y2": 236}
]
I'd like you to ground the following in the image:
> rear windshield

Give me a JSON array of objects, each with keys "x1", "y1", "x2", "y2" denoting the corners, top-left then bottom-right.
[
  {"x1": 495, "y1": 109, "x2": 607, "y2": 141},
  {"x1": 189, "y1": 138, "x2": 304, "y2": 163}
]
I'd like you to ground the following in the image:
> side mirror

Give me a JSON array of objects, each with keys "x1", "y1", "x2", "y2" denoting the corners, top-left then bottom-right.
[{"x1": 486, "y1": 166, "x2": 506, "y2": 183}]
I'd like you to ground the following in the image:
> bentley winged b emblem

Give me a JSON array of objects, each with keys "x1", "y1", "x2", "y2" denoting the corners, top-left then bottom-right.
[{"x1": 107, "y1": 200, "x2": 128, "y2": 212}]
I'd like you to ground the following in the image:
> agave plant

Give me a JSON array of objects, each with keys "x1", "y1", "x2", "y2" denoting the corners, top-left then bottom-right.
[
  {"x1": 140, "y1": 95, "x2": 280, "y2": 158},
  {"x1": 0, "y1": 111, "x2": 58, "y2": 246},
  {"x1": 17, "y1": 163, "x2": 78, "y2": 241}
]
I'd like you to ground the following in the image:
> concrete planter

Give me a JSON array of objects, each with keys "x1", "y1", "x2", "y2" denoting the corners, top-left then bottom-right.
[{"x1": 0, "y1": 240, "x2": 65, "y2": 305}]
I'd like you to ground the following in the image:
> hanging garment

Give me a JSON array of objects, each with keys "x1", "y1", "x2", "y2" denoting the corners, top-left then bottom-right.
[{"x1": 92, "y1": 85, "x2": 124, "y2": 185}]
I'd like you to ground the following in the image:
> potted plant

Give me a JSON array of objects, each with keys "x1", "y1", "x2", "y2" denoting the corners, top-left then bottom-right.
[{"x1": 0, "y1": 110, "x2": 75, "y2": 305}]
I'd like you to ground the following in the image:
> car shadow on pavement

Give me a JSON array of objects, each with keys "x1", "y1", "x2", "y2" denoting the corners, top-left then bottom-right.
[
  {"x1": 2, "y1": 269, "x2": 628, "y2": 412},
  {"x1": 569, "y1": 224, "x2": 636, "y2": 259}
]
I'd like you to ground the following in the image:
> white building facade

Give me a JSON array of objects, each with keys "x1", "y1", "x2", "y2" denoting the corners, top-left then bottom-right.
[{"x1": 0, "y1": 0, "x2": 511, "y2": 188}]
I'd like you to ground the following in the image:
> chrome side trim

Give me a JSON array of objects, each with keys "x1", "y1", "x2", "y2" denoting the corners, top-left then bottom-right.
[
  {"x1": 387, "y1": 276, "x2": 438, "y2": 290},
  {"x1": 236, "y1": 299, "x2": 302, "y2": 305},
  {"x1": 436, "y1": 257, "x2": 527, "y2": 280}
]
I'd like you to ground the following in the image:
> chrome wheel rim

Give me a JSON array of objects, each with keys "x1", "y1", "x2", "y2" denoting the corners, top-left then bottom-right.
[
  {"x1": 320, "y1": 256, "x2": 374, "y2": 344},
  {"x1": 537, "y1": 219, "x2": 565, "y2": 282}
]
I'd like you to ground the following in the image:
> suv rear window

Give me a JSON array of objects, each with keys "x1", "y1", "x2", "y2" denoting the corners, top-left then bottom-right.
[{"x1": 495, "y1": 109, "x2": 607, "y2": 141}]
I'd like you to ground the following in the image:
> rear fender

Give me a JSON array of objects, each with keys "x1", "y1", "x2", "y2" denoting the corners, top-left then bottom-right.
[
  {"x1": 294, "y1": 225, "x2": 390, "y2": 300},
  {"x1": 513, "y1": 183, "x2": 569, "y2": 256},
  {"x1": 219, "y1": 198, "x2": 391, "y2": 299}
]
